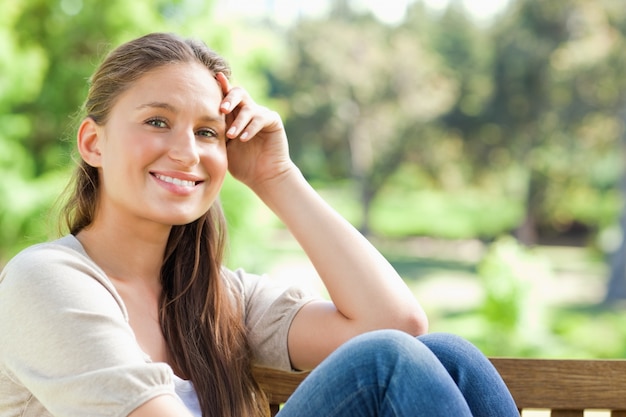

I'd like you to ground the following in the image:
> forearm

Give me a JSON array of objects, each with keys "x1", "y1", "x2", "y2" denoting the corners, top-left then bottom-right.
[{"x1": 251, "y1": 166, "x2": 428, "y2": 334}]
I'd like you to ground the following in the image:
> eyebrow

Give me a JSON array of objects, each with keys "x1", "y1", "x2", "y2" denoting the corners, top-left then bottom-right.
[{"x1": 136, "y1": 101, "x2": 223, "y2": 123}]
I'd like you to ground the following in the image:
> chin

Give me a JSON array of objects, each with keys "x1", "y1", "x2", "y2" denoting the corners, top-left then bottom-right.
[
  {"x1": 169, "y1": 211, "x2": 211, "y2": 227},
  {"x1": 154, "y1": 202, "x2": 214, "y2": 227},
  {"x1": 169, "y1": 216, "x2": 203, "y2": 227}
]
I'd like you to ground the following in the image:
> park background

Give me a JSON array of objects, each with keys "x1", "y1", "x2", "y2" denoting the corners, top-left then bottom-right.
[{"x1": 3, "y1": 0, "x2": 626, "y2": 359}]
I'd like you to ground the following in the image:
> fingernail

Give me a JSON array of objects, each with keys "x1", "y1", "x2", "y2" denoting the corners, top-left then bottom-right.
[
  {"x1": 240, "y1": 131, "x2": 249, "y2": 140},
  {"x1": 227, "y1": 126, "x2": 237, "y2": 137},
  {"x1": 221, "y1": 102, "x2": 231, "y2": 111}
]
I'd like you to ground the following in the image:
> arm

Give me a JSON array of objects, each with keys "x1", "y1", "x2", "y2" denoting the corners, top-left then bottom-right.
[
  {"x1": 217, "y1": 75, "x2": 428, "y2": 370},
  {"x1": 255, "y1": 167, "x2": 428, "y2": 369}
]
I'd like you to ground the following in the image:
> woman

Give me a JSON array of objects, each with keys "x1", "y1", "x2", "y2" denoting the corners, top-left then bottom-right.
[{"x1": 0, "y1": 32, "x2": 518, "y2": 417}]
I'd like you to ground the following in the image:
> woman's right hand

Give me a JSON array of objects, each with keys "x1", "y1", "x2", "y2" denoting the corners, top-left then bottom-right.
[{"x1": 215, "y1": 73, "x2": 297, "y2": 192}]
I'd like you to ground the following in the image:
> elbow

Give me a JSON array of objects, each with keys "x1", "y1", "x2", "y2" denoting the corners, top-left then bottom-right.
[
  {"x1": 404, "y1": 309, "x2": 429, "y2": 336},
  {"x1": 386, "y1": 305, "x2": 428, "y2": 336}
]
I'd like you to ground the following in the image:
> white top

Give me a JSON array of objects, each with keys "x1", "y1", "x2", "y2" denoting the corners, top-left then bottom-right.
[{"x1": 173, "y1": 376, "x2": 201, "y2": 417}]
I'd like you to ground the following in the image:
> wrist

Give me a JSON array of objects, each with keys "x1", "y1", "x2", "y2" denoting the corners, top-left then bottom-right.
[{"x1": 250, "y1": 163, "x2": 306, "y2": 205}]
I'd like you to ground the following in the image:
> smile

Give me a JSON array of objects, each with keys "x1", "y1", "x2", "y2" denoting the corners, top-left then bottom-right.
[{"x1": 153, "y1": 173, "x2": 197, "y2": 187}]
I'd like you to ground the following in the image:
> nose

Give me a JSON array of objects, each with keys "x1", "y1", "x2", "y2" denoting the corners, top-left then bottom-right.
[{"x1": 168, "y1": 128, "x2": 200, "y2": 167}]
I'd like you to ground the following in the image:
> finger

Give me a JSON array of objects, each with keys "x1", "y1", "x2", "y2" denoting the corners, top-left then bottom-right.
[
  {"x1": 215, "y1": 72, "x2": 230, "y2": 93},
  {"x1": 215, "y1": 72, "x2": 233, "y2": 113},
  {"x1": 233, "y1": 108, "x2": 281, "y2": 142},
  {"x1": 237, "y1": 115, "x2": 268, "y2": 142},
  {"x1": 226, "y1": 105, "x2": 256, "y2": 139},
  {"x1": 221, "y1": 86, "x2": 251, "y2": 112}
]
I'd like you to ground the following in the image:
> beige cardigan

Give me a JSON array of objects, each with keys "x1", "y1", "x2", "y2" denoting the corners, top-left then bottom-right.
[{"x1": 0, "y1": 235, "x2": 315, "y2": 417}]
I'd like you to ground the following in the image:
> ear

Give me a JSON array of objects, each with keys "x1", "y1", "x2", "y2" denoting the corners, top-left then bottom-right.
[{"x1": 77, "y1": 117, "x2": 103, "y2": 167}]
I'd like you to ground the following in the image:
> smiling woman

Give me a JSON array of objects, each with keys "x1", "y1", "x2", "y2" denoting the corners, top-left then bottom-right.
[
  {"x1": 78, "y1": 62, "x2": 228, "y2": 223},
  {"x1": 0, "y1": 32, "x2": 518, "y2": 417}
]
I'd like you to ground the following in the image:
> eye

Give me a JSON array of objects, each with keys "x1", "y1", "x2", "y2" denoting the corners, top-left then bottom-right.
[
  {"x1": 196, "y1": 128, "x2": 219, "y2": 139},
  {"x1": 146, "y1": 117, "x2": 168, "y2": 128}
]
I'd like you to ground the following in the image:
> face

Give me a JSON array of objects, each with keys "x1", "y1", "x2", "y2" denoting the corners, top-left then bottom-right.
[{"x1": 85, "y1": 62, "x2": 228, "y2": 228}]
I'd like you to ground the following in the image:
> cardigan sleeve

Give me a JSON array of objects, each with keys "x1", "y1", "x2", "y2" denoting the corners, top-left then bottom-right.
[
  {"x1": 223, "y1": 268, "x2": 320, "y2": 371},
  {"x1": 0, "y1": 241, "x2": 176, "y2": 417}
]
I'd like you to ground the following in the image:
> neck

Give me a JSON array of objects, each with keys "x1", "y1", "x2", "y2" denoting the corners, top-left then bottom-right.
[{"x1": 75, "y1": 218, "x2": 170, "y2": 287}]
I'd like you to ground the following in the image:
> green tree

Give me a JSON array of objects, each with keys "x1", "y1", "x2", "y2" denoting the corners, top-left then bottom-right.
[
  {"x1": 433, "y1": 0, "x2": 626, "y2": 301},
  {"x1": 482, "y1": 0, "x2": 626, "y2": 245},
  {"x1": 399, "y1": 1, "x2": 493, "y2": 192},
  {"x1": 269, "y1": 5, "x2": 457, "y2": 234}
]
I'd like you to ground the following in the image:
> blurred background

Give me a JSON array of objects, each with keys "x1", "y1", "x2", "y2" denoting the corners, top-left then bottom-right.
[{"x1": 3, "y1": 0, "x2": 626, "y2": 359}]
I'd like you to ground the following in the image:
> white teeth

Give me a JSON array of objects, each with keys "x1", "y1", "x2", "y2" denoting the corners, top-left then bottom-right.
[{"x1": 155, "y1": 174, "x2": 195, "y2": 187}]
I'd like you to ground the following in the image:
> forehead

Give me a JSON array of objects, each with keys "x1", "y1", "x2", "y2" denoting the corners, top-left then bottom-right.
[{"x1": 118, "y1": 62, "x2": 222, "y2": 111}]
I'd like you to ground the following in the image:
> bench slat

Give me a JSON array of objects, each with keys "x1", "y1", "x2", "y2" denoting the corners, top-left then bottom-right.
[
  {"x1": 253, "y1": 367, "x2": 310, "y2": 405},
  {"x1": 254, "y1": 358, "x2": 626, "y2": 415},
  {"x1": 550, "y1": 411, "x2": 583, "y2": 417},
  {"x1": 490, "y1": 358, "x2": 626, "y2": 410}
]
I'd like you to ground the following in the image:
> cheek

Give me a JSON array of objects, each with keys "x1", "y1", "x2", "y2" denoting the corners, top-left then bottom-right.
[
  {"x1": 209, "y1": 144, "x2": 228, "y2": 171},
  {"x1": 102, "y1": 129, "x2": 161, "y2": 167},
  {"x1": 200, "y1": 144, "x2": 228, "y2": 185}
]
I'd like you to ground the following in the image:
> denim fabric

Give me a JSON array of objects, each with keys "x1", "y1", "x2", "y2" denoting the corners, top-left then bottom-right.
[{"x1": 277, "y1": 330, "x2": 518, "y2": 417}]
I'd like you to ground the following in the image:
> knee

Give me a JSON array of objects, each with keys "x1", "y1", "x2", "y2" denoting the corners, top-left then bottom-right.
[
  {"x1": 417, "y1": 332, "x2": 494, "y2": 383},
  {"x1": 345, "y1": 329, "x2": 417, "y2": 355},
  {"x1": 335, "y1": 331, "x2": 468, "y2": 389},
  {"x1": 418, "y1": 332, "x2": 485, "y2": 361},
  {"x1": 419, "y1": 332, "x2": 469, "y2": 346},
  {"x1": 338, "y1": 329, "x2": 432, "y2": 368}
]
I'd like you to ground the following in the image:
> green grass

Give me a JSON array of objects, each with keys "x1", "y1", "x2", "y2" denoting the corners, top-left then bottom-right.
[
  {"x1": 314, "y1": 183, "x2": 523, "y2": 239},
  {"x1": 370, "y1": 188, "x2": 523, "y2": 239},
  {"x1": 394, "y1": 240, "x2": 625, "y2": 359}
]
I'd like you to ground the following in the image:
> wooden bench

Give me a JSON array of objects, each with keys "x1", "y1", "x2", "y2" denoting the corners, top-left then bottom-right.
[{"x1": 254, "y1": 358, "x2": 626, "y2": 416}]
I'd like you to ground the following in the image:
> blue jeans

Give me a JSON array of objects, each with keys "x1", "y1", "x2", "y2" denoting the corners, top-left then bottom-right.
[{"x1": 277, "y1": 330, "x2": 518, "y2": 417}]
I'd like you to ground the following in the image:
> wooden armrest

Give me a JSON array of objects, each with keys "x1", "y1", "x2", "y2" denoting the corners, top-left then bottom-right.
[
  {"x1": 253, "y1": 358, "x2": 626, "y2": 415},
  {"x1": 489, "y1": 358, "x2": 626, "y2": 410},
  {"x1": 253, "y1": 367, "x2": 311, "y2": 405}
]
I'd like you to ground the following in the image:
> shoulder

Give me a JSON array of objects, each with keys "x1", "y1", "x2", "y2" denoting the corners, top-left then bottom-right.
[
  {"x1": 220, "y1": 267, "x2": 285, "y2": 308},
  {"x1": 221, "y1": 266, "x2": 320, "y2": 310},
  {"x1": 221, "y1": 267, "x2": 261, "y2": 295},
  {"x1": 2, "y1": 235, "x2": 95, "y2": 277},
  {"x1": 221, "y1": 267, "x2": 320, "y2": 369},
  {"x1": 0, "y1": 235, "x2": 124, "y2": 316}
]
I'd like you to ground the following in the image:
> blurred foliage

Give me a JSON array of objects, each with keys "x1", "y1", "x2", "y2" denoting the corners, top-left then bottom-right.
[
  {"x1": 258, "y1": 0, "x2": 626, "y2": 250},
  {"x1": 474, "y1": 237, "x2": 557, "y2": 356},
  {"x1": 4, "y1": 0, "x2": 626, "y2": 299},
  {"x1": 270, "y1": 3, "x2": 458, "y2": 233},
  {"x1": 3, "y1": 0, "x2": 626, "y2": 357},
  {"x1": 425, "y1": 236, "x2": 626, "y2": 358}
]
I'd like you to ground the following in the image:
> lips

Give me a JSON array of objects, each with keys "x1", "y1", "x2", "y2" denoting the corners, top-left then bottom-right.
[{"x1": 152, "y1": 173, "x2": 203, "y2": 187}]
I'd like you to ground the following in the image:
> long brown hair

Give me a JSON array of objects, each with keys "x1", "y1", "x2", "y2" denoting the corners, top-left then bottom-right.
[{"x1": 62, "y1": 32, "x2": 268, "y2": 417}]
